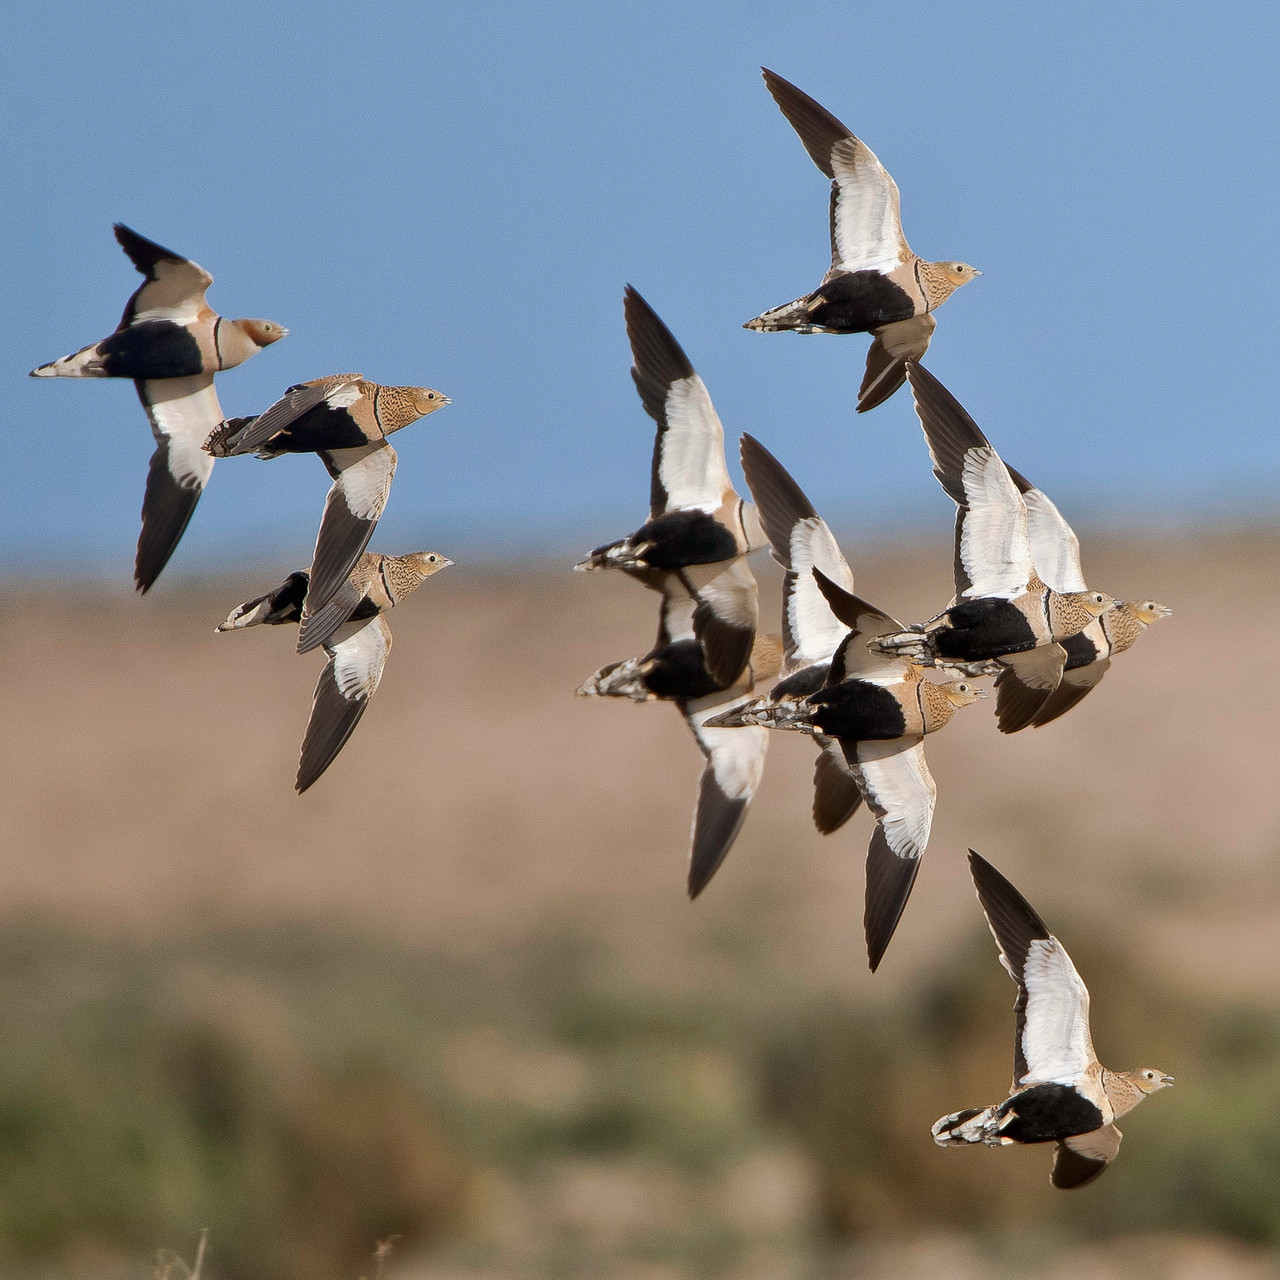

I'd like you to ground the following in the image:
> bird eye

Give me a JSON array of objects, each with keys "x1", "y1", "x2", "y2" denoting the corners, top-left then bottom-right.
[
  {"x1": 427, "y1": 555, "x2": 437, "y2": 562},
  {"x1": 427, "y1": 392, "x2": 435, "y2": 399}
]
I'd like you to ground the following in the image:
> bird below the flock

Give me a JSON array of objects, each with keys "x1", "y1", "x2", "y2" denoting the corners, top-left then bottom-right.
[
  {"x1": 575, "y1": 285, "x2": 768, "y2": 687},
  {"x1": 578, "y1": 567, "x2": 782, "y2": 898},
  {"x1": 933, "y1": 852, "x2": 1173, "y2": 1189},
  {"x1": 728, "y1": 431, "x2": 869, "y2": 836},
  {"x1": 872, "y1": 364, "x2": 1115, "y2": 700},
  {"x1": 744, "y1": 69, "x2": 980, "y2": 412},
  {"x1": 29, "y1": 223, "x2": 287, "y2": 592},
  {"x1": 217, "y1": 550, "x2": 452, "y2": 792},
  {"x1": 988, "y1": 462, "x2": 1171, "y2": 731},
  {"x1": 204, "y1": 374, "x2": 449, "y2": 626},
  {"x1": 710, "y1": 568, "x2": 985, "y2": 970}
]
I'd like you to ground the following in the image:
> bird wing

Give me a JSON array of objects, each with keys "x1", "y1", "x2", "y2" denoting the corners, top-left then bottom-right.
[
  {"x1": 858, "y1": 315, "x2": 936, "y2": 414},
  {"x1": 656, "y1": 573, "x2": 698, "y2": 646},
  {"x1": 993, "y1": 644, "x2": 1067, "y2": 734},
  {"x1": 1051, "y1": 1125, "x2": 1122, "y2": 1190},
  {"x1": 296, "y1": 614, "x2": 391, "y2": 793},
  {"x1": 217, "y1": 571, "x2": 309, "y2": 631},
  {"x1": 811, "y1": 569, "x2": 910, "y2": 684},
  {"x1": 624, "y1": 286, "x2": 735, "y2": 517},
  {"x1": 296, "y1": 556, "x2": 379, "y2": 655},
  {"x1": 739, "y1": 433, "x2": 854, "y2": 668},
  {"x1": 811, "y1": 734, "x2": 863, "y2": 834},
  {"x1": 907, "y1": 363, "x2": 1034, "y2": 600},
  {"x1": 1004, "y1": 465, "x2": 1087, "y2": 594},
  {"x1": 688, "y1": 556, "x2": 760, "y2": 689},
  {"x1": 208, "y1": 374, "x2": 366, "y2": 457},
  {"x1": 848, "y1": 737, "x2": 936, "y2": 971},
  {"x1": 114, "y1": 224, "x2": 213, "y2": 328},
  {"x1": 684, "y1": 699, "x2": 769, "y2": 898},
  {"x1": 133, "y1": 374, "x2": 220, "y2": 593},
  {"x1": 761, "y1": 69, "x2": 909, "y2": 274},
  {"x1": 305, "y1": 443, "x2": 397, "y2": 616},
  {"x1": 968, "y1": 851, "x2": 1097, "y2": 1091},
  {"x1": 1031, "y1": 657, "x2": 1112, "y2": 729}
]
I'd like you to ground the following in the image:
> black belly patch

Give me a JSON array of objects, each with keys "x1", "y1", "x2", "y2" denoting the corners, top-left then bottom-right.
[
  {"x1": 997, "y1": 1083, "x2": 1105, "y2": 1143},
  {"x1": 641, "y1": 640, "x2": 721, "y2": 700},
  {"x1": 803, "y1": 270, "x2": 916, "y2": 333},
  {"x1": 935, "y1": 598, "x2": 1039, "y2": 660},
  {"x1": 629, "y1": 509, "x2": 739, "y2": 569},
  {"x1": 772, "y1": 664, "x2": 829, "y2": 701},
  {"x1": 806, "y1": 679, "x2": 907, "y2": 740},
  {"x1": 266, "y1": 404, "x2": 370, "y2": 452},
  {"x1": 98, "y1": 321, "x2": 204, "y2": 379},
  {"x1": 1061, "y1": 630, "x2": 1100, "y2": 671}
]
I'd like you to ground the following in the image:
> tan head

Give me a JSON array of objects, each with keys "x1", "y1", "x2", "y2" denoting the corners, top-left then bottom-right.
[
  {"x1": 942, "y1": 679, "x2": 988, "y2": 709},
  {"x1": 1124, "y1": 599, "x2": 1172, "y2": 626},
  {"x1": 939, "y1": 262, "x2": 981, "y2": 288},
  {"x1": 1120, "y1": 1068, "x2": 1175, "y2": 1096},
  {"x1": 1069, "y1": 590, "x2": 1116, "y2": 619},
  {"x1": 235, "y1": 318, "x2": 289, "y2": 349},
  {"x1": 408, "y1": 386, "x2": 450, "y2": 415},
  {"x1": 405, "y1": 551, "x2": 454, "y2": 578}
]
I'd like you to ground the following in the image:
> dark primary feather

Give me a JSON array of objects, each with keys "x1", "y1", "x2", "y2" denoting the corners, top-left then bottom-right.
[
  {"x1": 907, "y1": 363, "x2": 995, "y2": 509},
  {"x1": 134, "y1": 441, "x2": 201, "y2": 594},
  {"x1": 812, "y1": 739, "x2": 863, "y2": 834},
  {"x1": 114, "y1": 223, "x2": 186, "y2": 277},
  {"x1": 968, "y1": 851, "x2": 1052, "y2": 986},
  {"x1": 688, "y1": 774, "x2": 750, "y2": 900},
  {"x1": 739, "y1": 433, "x2": 816, "y2": 566},
  {"x1": 864, "y1": 826, "x2": 922, "y2": 972},
  {"x1": 297, "y1": 576, "x2": 367, "y2": 655},
  {"x1": 1051, "y1": 1126, "x2": 1121, "y2": 1189},
  {"x1": 761, "y1": 68, "x2": 850, "y2": 177},
  {"x1": 296, "y1": 665, "x2": 371, "y2": 794},
  {"x1": 1032, "y1": 661, "x2": 1110, "y2": 728},
  {"x1": 216, "y1": 381, "x2": 340, "y2": 456}
]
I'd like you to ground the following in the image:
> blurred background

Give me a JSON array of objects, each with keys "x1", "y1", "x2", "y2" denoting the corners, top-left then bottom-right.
[{"x1": 4, "y1": 1, "x2": 1280, "y2": 1277}]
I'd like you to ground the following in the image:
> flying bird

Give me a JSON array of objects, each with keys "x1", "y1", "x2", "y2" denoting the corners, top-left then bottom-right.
[
  {"x1": 933, "y1": 852, "x2": 1173, "y2": 1189},
  {"x1": 30, "y1": 224, "x2": 287, "y2": 591},
  {"x1": 992, "y1": 465, "x2": 1171, "y2": 731},
  {"x1": 712, "y1": 569, "x2": 985, "y2": 970},
  {"x1": 217, "y1": 550, "x2": 452, "y2": 792},
  {"x1": 744, "y1": 70, "x2": 980, "y2": 412},
  {"x1": 872, "y1": 364, "x2": 1115, "y2": 700},
  {"x1": 575, "y1": 286, "x2": 768, "y2": 687},
  {"x1": 578, "y1": 567, "x2": 782, "y2": 897},
  {"x1": 205, "y1": 375, "x2": 449, "y2": 624}
]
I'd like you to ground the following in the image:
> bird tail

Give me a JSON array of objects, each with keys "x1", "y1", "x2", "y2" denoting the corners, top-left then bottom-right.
[
  {"x1": 576, "y1": 658, "x2": 654, "y2": 702},
  {"x1": 573, "y1": 538, "x2": 649, "y2": 573},
  {"x1": 30, "y1": 342, "x2": 108, "y2": 377},
  {"x1": 702, "y1": 697, "x2": 811, "y2": 731},
  {"x1": 743, "y1": 294, "x2": 818, "y2": 333},
  {"x1": 931, "y1": 1106, "x2": 997, "y2": 1146},
  {"x1": 202, "y1": 416, "x2": 260, "y2": 458}
]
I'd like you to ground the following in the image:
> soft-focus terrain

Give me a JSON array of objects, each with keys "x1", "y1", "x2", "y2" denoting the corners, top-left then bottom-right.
[{"x1": 0, "y1": 530, "x2": 1277, "y2": 1280}]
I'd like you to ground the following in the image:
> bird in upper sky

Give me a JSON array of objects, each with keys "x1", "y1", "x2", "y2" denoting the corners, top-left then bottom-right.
[
  {"x1": 872, "y1": 365, "x2": 1115, "y2": 693},
  {"x1": 933, "y1": 851, "x2": 1173, "y2": 1189},
  {"x1": 991, "y1": 464, "x2": 1171, "y2": 731},
  {"x1": 712, "y1": 568, "x2": 985, "y2": 970},
  {"x1": 575, "y1": 286, "x2": 769, "y2": 688},
  {"x1": 205, "y1": 374, "x2": 449, "y2": 626},
  {"x1": 29, "y1": 224, "x2": 287, "y2": 592},
  {"x1": 744, "y1": 70, "x2": 980, "y2": 413},
  {"x1": 217, "y1": 549, "x2": 452, "y2": 792},
  {"x1": 578, "y1": 566, "x2": 782, "y2": 897}
]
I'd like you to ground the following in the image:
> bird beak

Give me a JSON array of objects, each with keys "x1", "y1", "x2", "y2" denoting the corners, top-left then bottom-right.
[
  {"x1": 975, "y1": 688, "x2": 990, "y2": 699},
  {"x1": 1161, "y1": 1075, "x2": 1175, "y2": 1085},
  {"x1": 440, "y1": 395, "x2": 452, "y2": 405},
  {"x1": 972, "y1": 270, "x2": 983, "y2": 277},
  {"x1": 442, "y1": 558, "x2": 455, "y2": 568}
]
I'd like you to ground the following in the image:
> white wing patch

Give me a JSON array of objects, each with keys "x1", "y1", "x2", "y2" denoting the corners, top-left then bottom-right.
[
  {"x1": 786, "y1": 516, "x2": 856, "y2": 665},
  {"x1": 1022, "y1": 487, "x2": 1087, "y2": 595},
  {"x1": 1020, "y1": 937, "x2": 1096, "y2": 1086},
  {"x1": 830, "y1": 136, "x2": 908, "y2": 274},
  {"x1": 850, "y1": 738, "x2": 936, "y2": 860},
  {"x1": 140, "y1": 374, "x2": 219, "y2": 488},
  {"x1": 330, "y1": 616, "x2": 392, "y2": 702},
  {"x1": 330, "y1": 444, "x2": 396, "y2": 520},
  {"x1": 688, "y1": 702, "x2": 769, "y2": 801},
  {"x1": 131, "y1": 258, "x2": 213, "y2": 325},
  {"x1": 958, "y1": 447, "x2": 1034, "y2": 598},
  {"x1": 657, "y1": 375, "x2": 733, "y2": 512},
  {"x1": 326, "y1": 382, "x2": 365, "y2": 409}
]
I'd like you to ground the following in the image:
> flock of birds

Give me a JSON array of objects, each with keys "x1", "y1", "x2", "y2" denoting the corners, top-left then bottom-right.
[
  {"x1": 573, "y1": 70, "x2": 1173, "y2": 1188},
  {"x1": 29, "y1": 68, "x2": 1174, "y2": 1190}
]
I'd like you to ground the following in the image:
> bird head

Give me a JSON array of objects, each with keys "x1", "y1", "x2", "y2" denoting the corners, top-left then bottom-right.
[
  {"x1": 237, "y1": 319, "x2": 289, "y2": 348},
  {"x1": 942, "y1": 679, "x2": 987, "y2": 708},
  {"x1": 407, "y1": 551, "x2": 454, "y2": 577},
  {"x1": 1072, "y1": 590, "x2": 1116, "y2": 619},
  {"x1": 941, "y1": 262, "x2": 982, "y2": 287},
  {"x1": 1124, "y1": 1068, "x2": 1175, "y2": 1095},
  {"x1": 1127, "y1": 599, "x2": 1173, "y2": 625},
  {"x1": 409, "y1": 387, "x2": 451, "y2": 415}
]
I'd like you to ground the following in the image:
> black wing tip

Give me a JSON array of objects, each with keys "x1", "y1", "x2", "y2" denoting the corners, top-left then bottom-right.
[
  {"x1": 687, "y1": 791, "x2": 750, "y2": 900},
  {"x1": 967, "y1": 851, "x2": 1052, "y2": 943},
  {"x1": 864, "y1": 831, "x2": 922, "y2": 972},
  {"x1": 1003, "y1": 463, "x2": 1035, "y2": 495},
  {"x1": 134, "y1": 451, "x2": 202, "y2": 594},
  {"x1": 623, "y1": 286, "x2": 696, "y2": 385},
  {"x1": 113, "y1": 222, "x2": 182, "y2": 269}
]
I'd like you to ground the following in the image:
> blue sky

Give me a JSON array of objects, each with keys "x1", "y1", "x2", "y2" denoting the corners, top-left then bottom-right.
[{"x1": 5, "y1": 1, "x2": 1278, "y2": 579}]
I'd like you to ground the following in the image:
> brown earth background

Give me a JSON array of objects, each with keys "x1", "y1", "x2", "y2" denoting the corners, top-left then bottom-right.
[{"x1": 1, "y1": 529, "x2": 1278, "y2": 1280}]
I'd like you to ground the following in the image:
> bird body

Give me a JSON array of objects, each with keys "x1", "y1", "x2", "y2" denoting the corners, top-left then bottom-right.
[
  {"x1": 29, "y1": 224, "x2": 287, "y2": 592},
  {"x1": 205, "y1": 374, "x2": 449, "y2": 624},
  {"x1": 744, "y1": 70, "x2": 978, "y2": 411},
  {"x1": 217, "y1": 550, "x2": 452, "y2": 792},
  {"x1": 933, "y1": 852, "x2": 1172, "y2": 1188}
]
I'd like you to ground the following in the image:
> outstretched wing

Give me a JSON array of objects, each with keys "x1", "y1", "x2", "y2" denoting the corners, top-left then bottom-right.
[
  {"x1": 1051, "y1": 1125, "x2": 1121, "y2": 1190},
  {"x1": 296, "y1": 615, "x2": 391, "y2": 793},
  {"x1": 858, "y1": 315, "x2": 936, "y2": 414},
  {"x1": 1032, "y1": 656, "x2": 1111, "y2": 729},
  {"x1": 114, "y1": 224, "x2": 213, "y2": 329},
  {"x1": 994, "y1": 644, "x2": 1067, "y2": 734},
  {"x1": 907, "y1": 363, "x2": 1033, "y2": 601},
  {"x1": 624, "y1": 287, "x2": 735, "y2": 518},
  {"x1": 207, "y1": 374, "x2": 366, "y2": 457},
  {"x1": 739, "y1": 433, "x2": 854, "y2": 669},
  {"x1": 1004, "y1": 464, "x2": 1087, "y2": 595},
  {"x1": 811, "y1": 569, "x2": 909, "y2": 685},
  {"x1": 761, "y1": 69, "x2": 910, "y2": 274},
  {"x1": 811, "y1": 735, "x2": 863, "y2": 834},
  {"x1": 968, "y1": 851, "x2": 1097, "y2": 1090},
  {"x1": 304, "y1": 443, "x2": 397, "y2": 616},
  {"x1": 687, "y1": 556, "x2": 760, "y2": 690},
  {"x1": 133, "y1": 374, "x2": 220, "y2": 592}
]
